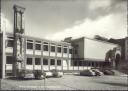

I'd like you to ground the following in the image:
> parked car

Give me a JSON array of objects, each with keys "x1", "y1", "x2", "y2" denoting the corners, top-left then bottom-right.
[
  {"x1": 18, "y1": 69, "x2": 35, "y2": 79},
  {"x1": 50, "y1": 69, "x2": 63, "y2": 78},
  {"x1": 103, "y1": 69, "x2": 115, "y2": 75},
  {"x1": 91, "y1": 69, "x2": 104, "y2": 76},
  {"x1": 80, "y1": 69, "x2": 96, "y2": 76},
  {"x1": 45, "y1": 71, "x2": 53, "y2": 78}
]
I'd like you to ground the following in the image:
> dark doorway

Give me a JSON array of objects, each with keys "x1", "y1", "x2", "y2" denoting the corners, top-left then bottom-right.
[
  {"x1": 115, "y1": 54, "x2": 121, "y2": 69},
  {"x1": 0, "y1": 33, "x2": 2, "y2": 78}
]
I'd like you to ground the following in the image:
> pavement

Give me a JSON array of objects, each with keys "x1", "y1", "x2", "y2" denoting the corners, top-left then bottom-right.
[{"x1": 1, "y1": 75, "x2": 128, "y2": 90}]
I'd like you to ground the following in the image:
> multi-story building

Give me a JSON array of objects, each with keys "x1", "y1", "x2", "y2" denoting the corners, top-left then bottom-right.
[
  {"x1": 0, "y1": 32, "x2": 121, "y2": 78},
  {"x1": 4, "y1": 33, "x2": 74, "y2": 76}
]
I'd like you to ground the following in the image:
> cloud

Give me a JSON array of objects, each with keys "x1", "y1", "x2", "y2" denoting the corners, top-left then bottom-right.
[
  {"x1": 89, "y1": 0, "x2": 111, "y2": 10},
  {"x1": 45, "y1": 13, "x2": 127, "y2": 41}
]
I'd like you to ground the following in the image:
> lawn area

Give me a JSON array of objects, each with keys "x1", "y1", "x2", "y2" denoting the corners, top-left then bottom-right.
[{"x1": 1, "y1": 75, "x2": 128, "y2": 90}]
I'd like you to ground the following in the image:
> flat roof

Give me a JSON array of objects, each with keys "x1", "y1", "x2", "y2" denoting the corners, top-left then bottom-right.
[
  {"x1": 6, "y1": 32, "x2": 71, "y2": 45},
  {"x1": 71, "y1": 36, "x2": 119, "y2": 46}
]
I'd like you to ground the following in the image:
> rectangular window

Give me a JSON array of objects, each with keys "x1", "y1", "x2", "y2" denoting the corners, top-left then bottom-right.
[
  {"x1": 64, "y1": 48, "x2": 67, "y2": 53},
  {"x1": 50, "y1": 59, "x2": 55, "y2": 65},
  {"x1": 75, "y1": 49, "x2": 78, "y2": 54},
  {"x1": 27, "y1": 42, "x2": 33, "y2": 49},
  {"x1": 83, "y1": 61, "x2": 86, "y2": 66},
  {"x1": 43, "y1": 45, "x2": 48, "y2": 51},
  {"x1": 43, "y1": 58, "x2": 48, "y2": 65},
  {"x1": 27, "y1": 58, "x2": 32, "y2": 65},
  {"x1": 57, "y1": 60, "x2": 61, "y2": 66},
  {"x1": 6, "y1": 56, "x2": 13, "y2": 64},
  {"x1": 35, "y1": 44, "x2": 41, "y2": 50},
  {"x1": 35, "y1": 58, "x2": 41, "y2": 65},
  {"x1": 69, "y1": 49, "x2": 72, "y2": 54},
  {"x1": 73, "y1": 61, "x2": 78, "y2": 66},
  {"x1": 57, "y1": 46, "x2": 61, "y2": 53},
  {"x1": 7, "y1": 40, "x2": 13, "y2": 47},
  {"x1": 51, "y1": 46, "x2": 55, "y2": 52},
  {"x1": 79, "y1": 61, "x2": 82, "y2": 66}
]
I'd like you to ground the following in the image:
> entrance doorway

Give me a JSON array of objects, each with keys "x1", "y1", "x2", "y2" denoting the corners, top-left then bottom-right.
[
  {"x1": 0, "y1": 34, "x2": 2, "y2": 78},
  {"x1": 115, "y1": 53, "x2": 121, "y2": 69}
]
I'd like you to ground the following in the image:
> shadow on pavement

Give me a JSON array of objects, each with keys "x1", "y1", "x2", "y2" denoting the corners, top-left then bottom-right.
[
  {"x1": 97, "y1": 81, "x2": 128, "y2": 87},
  {"x1": 6, "y1": 77, "x2": 36, "y2": 81}
]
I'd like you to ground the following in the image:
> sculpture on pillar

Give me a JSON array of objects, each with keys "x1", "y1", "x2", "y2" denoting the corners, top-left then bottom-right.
[{"x1": 13, "y1": 5, "x2": 25, "y2": 77}]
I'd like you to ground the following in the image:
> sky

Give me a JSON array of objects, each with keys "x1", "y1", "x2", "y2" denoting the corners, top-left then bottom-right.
[{"x1": 1, "y1": 0, "x2": 127, "y2": 41}]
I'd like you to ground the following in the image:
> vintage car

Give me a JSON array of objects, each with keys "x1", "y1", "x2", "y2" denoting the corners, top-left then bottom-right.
[
  {"x1": 103, "y1": 69, "x2": 115, "y2": 75},
  {"x1": 80, "y1": 69, "x2": 96, "y2": 76},
  {"x1": 50, "y1": 69, "x2": 63, "y2": 78},
  {"x1": 45, "y1": 71, "x2": 53, "y2": 78},
  {"x1": 18, "y1": 69, "x2": 35, "y2": 79},
  {"x1": 91, "y1": 69, "x2": 104, "y2": 76}
]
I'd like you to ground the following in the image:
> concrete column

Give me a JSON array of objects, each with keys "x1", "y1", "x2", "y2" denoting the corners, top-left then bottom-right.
[
  {"x1": 41, "y1": 57, "x2": 43, "y2": 71},
  {"x1": 23, "y1": 38, "x2": 25, "y2": 69},
  {"x1": 33, "y1": 57, "x2": 35, "y2": 71},
  {"x1": 61, "y1": 59, "x2": 63, "y2": 71},
  {"x1": 2, "y1": 31, "x2": 6, "y2": 78},
  {"x1": 62, "y1": 45, "x2": 64, "y2": 71},
  {"x1": 67, "y1": 46, "x2": 69, "y2": 70},
  {"x1": 41, "y1": 41, "x2": 43, "y2": 71},
  {"x1": 55, "y1": 59, "x2": 57, "y2": 70},
  {"x1": 55, "y1": 44, "x2": 57, "y2": 58},
  {"x1": 48, "y1": 59, "x2": 50, "y2": 71},
  {"x1": 33, "y1": 40, "x2": 35, "y2": 57},
  {"x1": 49, "y1": 42, "x2": 50, "y2": 57}
]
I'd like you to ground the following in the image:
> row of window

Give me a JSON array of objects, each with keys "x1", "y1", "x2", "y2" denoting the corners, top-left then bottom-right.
[
  {"x1": 27, "y1": 58, "x2": 62, "y2": 66},
  {"x1": 6, "y1": 56, "x2": 62, "y2": 66},
  {"x1": 6, "y1": 56, "x2": 104, "y2": 67},
  {"x1": 7, "y1": 39, "x2": 73, "y2": 54},
  {"x1": 27, "y1": 41, "x2": 73, "y2": 54}
]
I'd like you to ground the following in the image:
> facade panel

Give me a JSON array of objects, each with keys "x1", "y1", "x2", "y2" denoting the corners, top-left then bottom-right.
[{"x1": 84, "y1": 38, "x2": 119, "y2": 61}]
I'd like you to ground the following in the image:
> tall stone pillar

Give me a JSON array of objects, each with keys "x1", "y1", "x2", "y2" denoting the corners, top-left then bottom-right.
[{"x1": 12, "y1": 5, "x2": 25, "y2": 77}]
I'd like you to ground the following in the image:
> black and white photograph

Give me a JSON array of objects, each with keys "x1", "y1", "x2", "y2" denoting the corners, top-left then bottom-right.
[{"x1": 0, "y1": 0, "x2": 128, "y2": 90}]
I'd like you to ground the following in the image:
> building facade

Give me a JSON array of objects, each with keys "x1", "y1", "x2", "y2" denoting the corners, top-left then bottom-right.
[
  {"x1": 5, "y1": 33, "x2": 74, "y2": 76},
  {"x1": 0, "y1": 32, "x2": 122, "y2": 78}
]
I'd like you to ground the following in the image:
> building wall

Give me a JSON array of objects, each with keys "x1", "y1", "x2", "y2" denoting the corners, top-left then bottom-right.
[
  {"x1": 84, "y1": 37, "x2": 119, "y2": 61},
  {"x1": 5, "y1": 33, "x2": 73, "y2": 75},
  {"x1": 0, "y1": 32, "x2": 6, "y2": 78},
  {"x1": 125, "y1": 37, "x2": 128, "y2": 61},
  {"x1": 71, "y1": 37, "x2": 84, "y2": 59}
]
